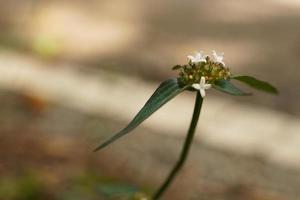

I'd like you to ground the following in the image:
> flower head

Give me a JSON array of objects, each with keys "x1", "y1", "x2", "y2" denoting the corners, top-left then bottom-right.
[
  {"x1": 192, "y1": 76, "x2": 212, "y2": 98},
  {"x1": 187, "y1": 51, "x2": 207, "y2": 63},
  {"x1": 175, "y1": 50, "x2": 230, "y2": 86},
  {"x1": 211, "y1": 50, "x2": 225, "y2": 66}
]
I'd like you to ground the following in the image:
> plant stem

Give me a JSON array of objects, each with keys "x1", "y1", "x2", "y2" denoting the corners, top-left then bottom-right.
[{"x1": 153, "y1": 91, "x2": 203, "y2": 199}]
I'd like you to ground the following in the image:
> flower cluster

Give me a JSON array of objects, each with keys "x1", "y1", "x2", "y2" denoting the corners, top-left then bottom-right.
[{"x1": 173, "y1": 50, "x2": 231, "y2": 97}]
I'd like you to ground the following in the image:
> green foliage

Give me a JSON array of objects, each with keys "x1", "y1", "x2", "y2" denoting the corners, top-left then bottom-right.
[
  {"x1": 0, "y1": 33, "x2": 27, "y2": 50},
  {"x1": 232, "y1": 75, "x2": 278, "y2": 94},
  {"x1": 93, "y1": 52, "x2": 279, "y2": 199},
  {"x1": 173, "y1": 60, "x2": 231, "y2": 86},
  {"x1": 94, "y1": 78, "x2": 187, "y2": 151},
  {"x1": 213, "y1": 79, "x2": 251, "y2": 96},
  {"x1": 213, "y1": 80, "x2": 251, "y2": 96},
  {"x1": 0, "y1": 175, "x2": 44, "y2": 200},
  {"x1": 61, "y1": 173, "x2": 148, "y2": 200}
]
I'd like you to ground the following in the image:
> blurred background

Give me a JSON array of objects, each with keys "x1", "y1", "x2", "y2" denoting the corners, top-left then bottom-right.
[{"x1": 0, "y1": 0, "x2": 300, "y2": 199}]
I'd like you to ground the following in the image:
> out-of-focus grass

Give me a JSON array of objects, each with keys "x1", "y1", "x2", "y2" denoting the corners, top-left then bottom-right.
[
  {"x1": 60, "y1": 172, "x2": 150, "y2": 200},
  {"x1": 0, "y1": 172, "x2": 150, "y2": 200},
  {"x1": 0, "y1": 174, "x2": 45, "y2": 200},
  {"x1": 31, "y1": 36, "x2": 62, "y2": 59},
  {"x1": 0, "y1": 33, "x2": 62, "y2": 60},
  {"x1": 0, "y1": 33, "x2": 27, "y2": 51}
]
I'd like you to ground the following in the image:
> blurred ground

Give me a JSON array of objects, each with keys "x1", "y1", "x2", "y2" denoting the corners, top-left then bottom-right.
[
  {"x1": 1, "y1": 0, "x2": 300, "y2": 115},
  {"x1": 0, "y1": 0, "x2": 300, "y2": 199},
  {"x1": 1, "y1": 93, "x2": 300, "y2": 200}
]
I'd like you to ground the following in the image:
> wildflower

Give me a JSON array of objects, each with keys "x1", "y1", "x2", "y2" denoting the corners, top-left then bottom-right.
[
  {"x1": 192, "y1": 76, "x2": 212, "y2": 98},
  {"x1": 187, "y1": 51, "x2": 207, "y2": 63},
  {"x1": 95, "y1": 49, "x2": 278, "y2": 200},
  {"x1": 212, "y1": 50, "x2": 225, "y2": 66}
]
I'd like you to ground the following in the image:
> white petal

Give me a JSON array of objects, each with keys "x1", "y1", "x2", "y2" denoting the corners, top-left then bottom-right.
[
  {"x1": 195, "y1": 51, "x2": 203, "y2": 55},
  {"x1": 211, "y1": 50, "x2": 225, "y2": 66},
  {"x1": 200, "y1": 88, "x2": 206, "y2": 98},
  {"x1": 200, "y1": 77, "x2": 206, "y2": 86},
  {"x1": 212, "y1": 50, "x2": 223, "y2": 59},
  {"x1": 212, "y1": 50, "x2": 217, "y2": 56},
  {"x1": 199, "y1": 58, "x2": 207, "y2": 63},
  {"x1": 204, "y1": 84, "x2": 212, "y2": 89},
  {"x1": 192, "y1": 84, "x2": 201, "y2": 90},
  {"x1": 188, "y1": 55, "x2": 194, "y2": 60},
  {"x1": 188, "y1": 51, "x2": 207, "y2": 63}
]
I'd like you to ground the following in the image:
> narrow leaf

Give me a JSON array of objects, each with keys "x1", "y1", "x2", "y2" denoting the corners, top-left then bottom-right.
[
  {"x1": 232, "y1": 75, "x2": 278, "y2": 94},
  {"x1": 213, "y1": 79, "x2": 251, "y2": 96},
  {"x1": 94, "y1": 78, "x2": 186, "y2": 151}
]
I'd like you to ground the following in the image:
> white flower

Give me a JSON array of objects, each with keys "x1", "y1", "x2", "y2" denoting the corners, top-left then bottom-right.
[
  {"x1": 211, "y1": 50, "x2": 225, "y2": 66},
  {"x1": 192, "y1": 77, "x2": 212, "y2": 98},
  {"x1": 187, "y1": 51, "x2": 207, "y2": 63}
]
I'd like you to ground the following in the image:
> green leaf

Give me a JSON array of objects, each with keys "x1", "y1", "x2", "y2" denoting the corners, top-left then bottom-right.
[
  {"x1": 213, "y1": 79, "x2": 251, "y2": 96},
  {"x1": 94, "y1": 78, "x2": 187, "y2": 151},
  {"x1": 232, "y1": 75, "x2": 278, "y2": 94}
]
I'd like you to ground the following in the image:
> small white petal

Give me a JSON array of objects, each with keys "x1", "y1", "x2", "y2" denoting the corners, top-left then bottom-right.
[
  {"x1": 212, "y1": 50, "x2": 217, "y2": 56},
  {"x1": 192, "y1": 84, "x2": 201, "y2": 90},
  {"x1": 199, "y1": 58, "x2": 207, "y2": 63},
  {"x1": 204, "y1": 84, "x2": 212, "y2": 90},
  {"x1": 194, "y1": 77, "x2": 211, "y2": 98},
  {"x1": 200, "y1": 76, "x2": 206, "y2": 86},
  {"x1": 187, "y1": 55, "x2": 194, "y2": 60},
  {"x1": 211, "y1": 50, "x2": 225, "y2": 66},
  {"x1": 188, "y1": 51, "x2": 207, "y2": 63},
  {"x1": 200, "y1": 88, "x2": 206, "y2": 98}
]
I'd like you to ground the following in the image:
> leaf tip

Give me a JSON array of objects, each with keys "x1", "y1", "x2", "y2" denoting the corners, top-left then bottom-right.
[
  {"x1": 93, "y1": 140, "x2": 113, "y2": 152},
  {"x1": 232, "y1": 75, "x2": 279, "y2": 95},
  {"x1": 272, "y1": 88, "x2": 279, "y2": 95},
  {"x1": 93, "y1": 145, "x2": 105, "y2": 152}
]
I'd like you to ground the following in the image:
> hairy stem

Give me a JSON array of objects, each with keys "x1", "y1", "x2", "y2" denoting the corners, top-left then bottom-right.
[{"x1": 153, "y1": 91, "x2": 203, "y2": 199}]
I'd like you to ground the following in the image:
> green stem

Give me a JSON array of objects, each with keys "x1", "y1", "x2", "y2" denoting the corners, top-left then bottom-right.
[{"x1": 153, "y1": 91, "x2": 203, "y2": 199}]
